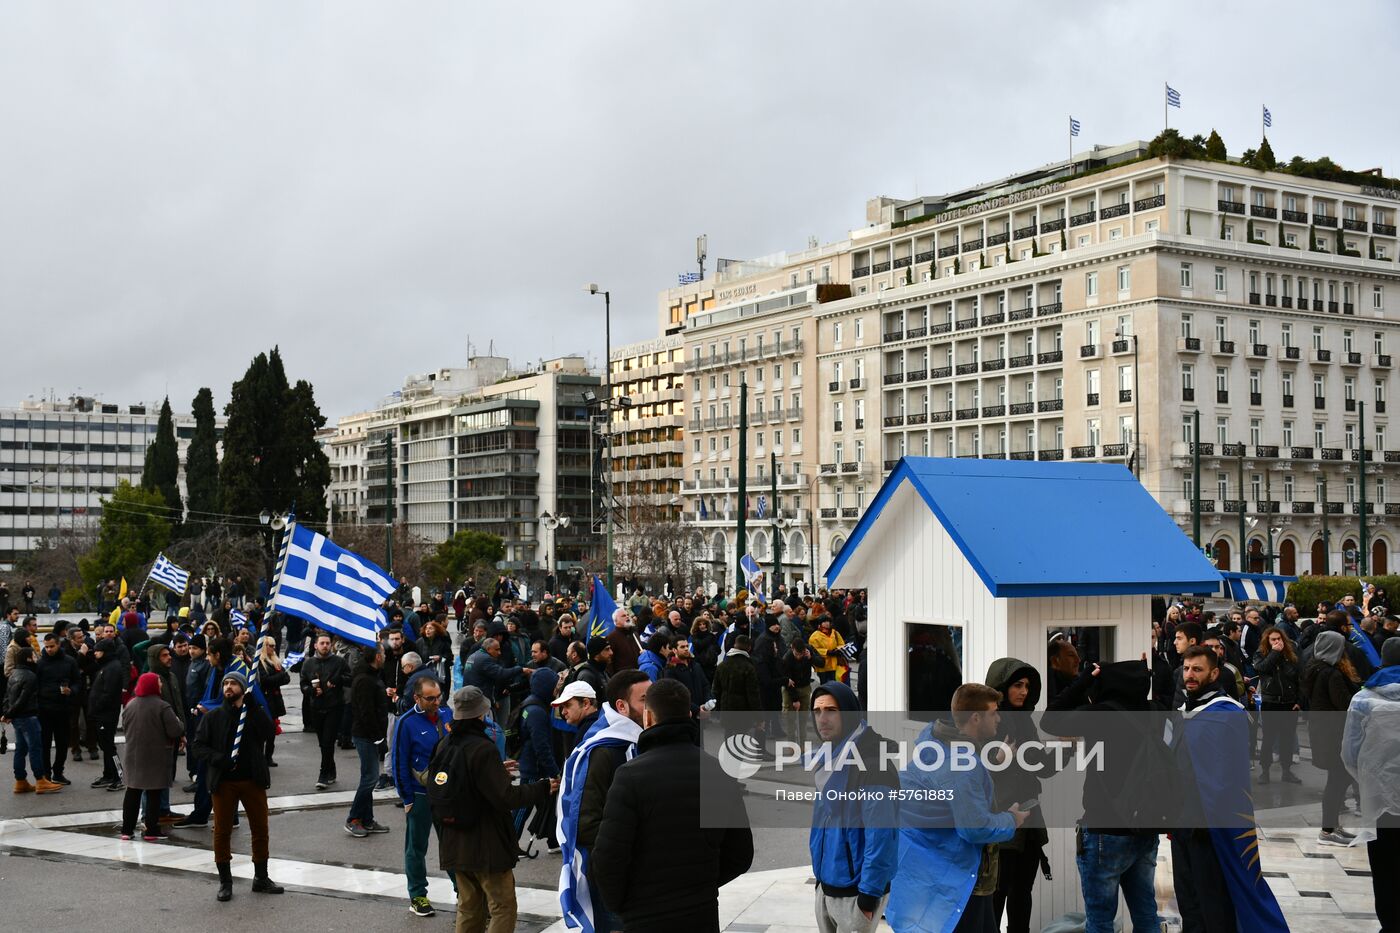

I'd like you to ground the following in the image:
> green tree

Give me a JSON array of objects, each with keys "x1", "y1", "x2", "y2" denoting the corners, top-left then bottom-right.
[
  {"x1": 1147, "y1": 129, "x2": 1206, "y2": 160},
  {"x1": 140, "y1": 397, "x2": 182, "y2": 519},
  {"x1": 1255, "y1": 137, "x2": 1276, "y2": 170},
  {"x1": 425, "y1": 530, "x2": 505, "y2": 583},
  {"x1": 184, "y1": 387, "x2": 220, "y2": 525},
  {"x1": 1205, "y1": 129, "x2": 1227, "y2": 160},
  {"x1": 80, "y1": 481, "x2": 172, "y2": 593},
  {"x1": 220, "y1": 348, "x2": 330, "y2": 523}
]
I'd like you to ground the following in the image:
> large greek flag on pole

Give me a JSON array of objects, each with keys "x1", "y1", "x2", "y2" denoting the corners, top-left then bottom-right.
[
  {"x1": 149, "y1": 553, "x2": 191, "y2": 595},
  {"x1": 268, "y1": 522, "x2": 395, "y2": 647}
]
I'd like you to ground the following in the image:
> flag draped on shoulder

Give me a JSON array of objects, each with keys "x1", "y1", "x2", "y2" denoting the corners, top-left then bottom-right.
[
  {"x1": 267, "y1": 521, "x2": 395, "y2": 648},
  {"x1": 149, "y1": 553, "x2": 191, "y2": 595},
  {"x1": 556, "y1": 705, "x2": 642, "y2": 932},
  {"x1": 582, "y1": 575, "x2": 618, "y2": 639}
]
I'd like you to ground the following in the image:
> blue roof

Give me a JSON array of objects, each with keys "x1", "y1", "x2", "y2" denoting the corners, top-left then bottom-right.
[{"x1": 825, "y1": 457, "x2": 1222, "y2": 598}]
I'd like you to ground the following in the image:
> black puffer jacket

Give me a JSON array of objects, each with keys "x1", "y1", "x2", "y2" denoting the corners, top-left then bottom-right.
[
  {"x1": 4, "y1": 663, "x2": 38, "y2": 718},
  {"x1": 88, "y1": 645, "x2": 128, "y2": 722},
  {"x1": 1252, "y1": 648, "x2": 1301, "y2": 706},
  {"x1": 592, "y1": 718, "x2": 753, "y2": 933},
  {"x1": 35, "y1": 649, "x2": 79, "y2": 710},
  {"x1": 350, "y1": 660, "x2": 391, "y2": 742}
]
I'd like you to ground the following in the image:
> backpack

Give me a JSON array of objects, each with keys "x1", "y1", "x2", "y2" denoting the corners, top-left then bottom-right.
[
  {"x1": 503, "y1": 697, "x2": 541, "y2": 760},
  {"x1": 1108, "y1": 707, "x2": 1181, "y2": 831},
  {"x1": 425, "y1": 734, "x2": 480, "y2": 828}
]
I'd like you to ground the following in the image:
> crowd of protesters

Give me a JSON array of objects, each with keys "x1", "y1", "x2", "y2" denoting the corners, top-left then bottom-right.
[{"x1": 4, "y1": 572, "x2": 1400, "y2": 933}]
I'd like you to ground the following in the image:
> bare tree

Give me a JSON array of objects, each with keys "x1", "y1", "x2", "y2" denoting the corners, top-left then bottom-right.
[
  {"x1": 329, "y1": 521, "x2": 429, "y2": 591},
  {"x1": 614, "y1": 500, "x2": 700, "y2": 595},
  {"x1": 14, "y1": 518, "x2": 99, "y2": 608}
]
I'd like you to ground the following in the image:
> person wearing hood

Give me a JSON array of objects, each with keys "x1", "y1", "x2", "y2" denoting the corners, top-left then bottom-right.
[
  {"x1": 712, "y1": 635, "x2": 761, "y2": 742},
  {"x1": 346, "y1": 646, "x2": 392, "y2": 838},
  {"x1": 808, "y1": 680, "x2": 900, "y2": 933},
  {"x1": 1039, "y1": 660, "x2": 1162, "y2": 933},
  {"x1": 192, "y1": 668, "x2": 283, "y2": 902},
  {"x1": 513, "y1": 667, "x2": 560, "y2": 839},
  {"x1": 591, "y1": 678, "x2": 754, "y2": 933},
  {"x1": 119, "y1": 672, "x2": 185, "y2": 839},
  {"x1": 983, "y1": 658, "x2": 1050, "y2": 933},
  {"x1": 887, "y1": 684, "x2": 1026, "y2": 933},
  {"x1": 1343, "y1": 636, "x2": 1400, "y2": 932},
  {"x1": 637, "y1": 632, "x2": 671, "y2": 683},
  {"x1": 145, "y1": 642, "x2": 188, "y2": 821},
  {"x1": 689, "y1": 616, "x2": 721, "y2": 683},
  {"x1": 88, "y1": 637, "x2": 129, "y2": 789},
  {"x1": 1304, "y1": 629, "x2": 1363, "y2": 846}
]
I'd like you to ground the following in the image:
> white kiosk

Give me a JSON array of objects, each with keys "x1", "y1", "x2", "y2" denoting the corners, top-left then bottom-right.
[{"x1": 825, "y1": 457, "x2": 1222, "y2": 926}]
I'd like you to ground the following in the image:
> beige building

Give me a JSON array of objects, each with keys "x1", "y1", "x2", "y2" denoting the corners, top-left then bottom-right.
[{"x1": 658, "y1": 139, "x2": 1400, "y2": 583}]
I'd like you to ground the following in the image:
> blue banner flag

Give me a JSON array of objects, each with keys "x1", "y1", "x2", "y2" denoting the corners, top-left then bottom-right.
[
  {"x1": 267, "y1": 522, "x2": 396, "y2": 648},
  {"x1": 582, "y1": 575, "x2": 618, "y2": 639}
]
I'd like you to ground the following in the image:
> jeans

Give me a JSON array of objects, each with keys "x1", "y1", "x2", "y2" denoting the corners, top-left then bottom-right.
[
  {"x1": 404, "y1": 792, "x2": 455, "y2": 899},
  {"x1": 11, "y1": 716, "x2": 43, "y2": 781},
  {"x1": 349, "y1": 737, "x2": 379, "y2": 824},
  {"x1": 190, "y1": 761, "x2": 212, "y2": 820},
  {"x1": 38, "y1": 707, "x2": 70, "y2": 778},
  {"x1": 1075, "y1": 830, "x2": 1160, "y2": 933}
]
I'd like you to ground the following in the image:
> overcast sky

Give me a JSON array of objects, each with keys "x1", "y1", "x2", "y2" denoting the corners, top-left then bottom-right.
[{"x1": 3, "y1": 1, "x2": 1398, "y2": 419}]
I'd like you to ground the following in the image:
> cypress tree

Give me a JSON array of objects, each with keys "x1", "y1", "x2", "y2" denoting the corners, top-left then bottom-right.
[
  {"x1": 185, "y1": 387, "x2": 220, "y2": 522},
  {"x1": 140, "y1": 397, "x2": 182, "y2": 518},
  {"x1": 281, "y1": 379, "x2": 332, "y2": 525},
  {"x1": 1205, "y1": 130, "x2": 1227, "y2": 161},
  {"x1": 1256, "y1": 137, "x2": 1277, "y2": 170}
]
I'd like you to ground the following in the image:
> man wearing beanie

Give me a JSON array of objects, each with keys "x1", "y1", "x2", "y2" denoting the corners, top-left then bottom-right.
[
  {"x1": 192, "y1": 668, "x2": 283, "y2": 902},
  {"x1": 435, "y1": 685, "x2": 555, "y2": 932},
  {"x1": 1343, "y1": 635, "x2": 1400, "y2": 932}
]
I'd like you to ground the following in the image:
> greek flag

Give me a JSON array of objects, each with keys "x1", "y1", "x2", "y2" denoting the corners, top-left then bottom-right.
[
  {"x1": 229, "y1": 609, "x2": 248, "y2": 629},
  {"x1": 1263, "y1": 105, "x2": 1272, "y2": 128},
  {"x1": 678, "y1": 271, "x2": 702, "y2": 285},
  {"x1": 268, "y1": 521, "x2": 396, "y2": 648},
  {"x1": 149, "y1": 553, "x2": 190, "y2": 595},
  {"x1": 1069, "y1": 116, "x2": 1081, "y2": 137},
  {"x1": 756, "y1": 495, "x2": 767, "y2": 519},
  {"x1": 1166, "y1": 84, "x2": 1182, "y2": 108}
]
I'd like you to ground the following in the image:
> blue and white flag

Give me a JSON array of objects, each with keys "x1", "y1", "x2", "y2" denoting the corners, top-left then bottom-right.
[
  {"x1": 1262, "y1": 105, "x2": 1272, "y2": 128},
  {"x1": 581, "y1": 575, "x2": 618, "y2": 639},
  {"x1": 267, "y1": 522, "x2": 396, "y2": 648},
  {"x1": 678, "y1": 271, "x2": 702, "y2": 285},
  {"x1": 557, "y1": 705, "x2": 641, "y2": 932},
  {"x1": 756, "y1": 495, "x2": 767, "y2": 519},
  {"x1": 1069, "y1": 116, "x2": 1081, "y2": 137},
  {"x1": 149, "y1": 553, "x2": 190, "y2": 595},
  {"x1": 229, "y1": 609, "x2": 248, "y2": 629},
  {"x1": 740, "y1": 553, "x2": 767, "y2": 601},
  {"x1": 1166, "y1": 84, "x2": 1182, "y2": 109},
  {"x1": 698, "y1": 497, "x2": 708, "y2": 520}
]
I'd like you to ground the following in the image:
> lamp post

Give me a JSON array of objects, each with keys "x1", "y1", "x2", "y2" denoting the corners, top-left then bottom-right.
[
  {"x1": 258, "y1": 509, "x2": 289, "y2": 601},
  {"x1": 540, "y1": 511, "x2": 571, "y2": 594},
  {"x1": 587, "y1": 284, "x2": 613, "y2": 592}
]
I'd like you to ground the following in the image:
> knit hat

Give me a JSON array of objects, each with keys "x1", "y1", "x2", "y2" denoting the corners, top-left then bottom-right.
[
  {"x1": 94, "y1": 638, "x2": 115, "y2": 654},
  {"x1": 134, "y1": 672, "x2": 162, "y2": 698},
  {"x1": 222, "y1": 669, "x2": 248, "y2": 691},
  {"x1": 451, "y1": 685, "x2": 490, "y2": 721},
  {"x1": 1383, "y1": 636, "x2": 1400, "y2": 668},
  {"x1": 587, "y1": 635, "x2": 610, "y2": 658},
  {"x1": 190, "y1": 634, "x2": 207, "y2": 651}
]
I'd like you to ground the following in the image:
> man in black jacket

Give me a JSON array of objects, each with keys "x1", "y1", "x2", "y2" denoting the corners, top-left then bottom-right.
[
  {"x1": 88, "y1": 639, "x2": 128, "y2": 789},
  {"x1": 36, "y1": 633, "x2": 78, "y2": 786},
  {"x1": 346, "y1": 647, "x2": 392, "y2": 837},
  {"x1": 193, "y1": 669, "x2": 283, "y2": 902},
  {"x1": 662, "y1": 637, "x2": 710, "y2": 719},
  {"x1": 437, "y1": 685, "x2": 555, "y2": 933},
  {"x1": 62, "y1": 626, "x2": 97, "y2": 762},
  {"x1": 592, "y1": 678, "x2": 753, "y2": 932},
  {"x1": 300, "y1": 632, "x2": 352, "y2": 789}
]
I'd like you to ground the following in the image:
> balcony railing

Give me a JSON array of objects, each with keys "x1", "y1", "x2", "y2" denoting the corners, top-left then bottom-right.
[
  {"x1": 1221, "y1": 443, "x2": 1245, "y2": 457},
  {"x1": 1087, "y1": 392, "x2": 1101, "y2": 405},
  {"x1": 1321, "y1": 447, "x2": 1343, "y2": 460},
  {"x1": 930, "y1": 366, "x2": 952, "y2": 379},
  {"x1": 840, "y1": 461, "x2": 862, "y2": 474},
  {"x1": 1038, "y1": 448, "x2": 1064, "y2": 461},
  {"x1": 893, "y1": 256, "x2": 912, "y2": 269},
  {"x1": 1223, "y1": 499, "x2": 1246, "y2": 513},
  {"x1": 931, "y1": 322, "x2": 952, "y2": 336},
  {"x1": 1010, "y1": 450, "x2": 1036, "y2": 460},
  {"x1": 883, "y1": 372, "x2": 905, "y2": 385},
  {"x1": 1329, "y1": 300, "x2": 1340, "y2": 313},
  {"x1": 1282, "y1": 209, "x2": 1308, "y2": 223},
  {"x1": 1376, "y1": 223, "x2": 1398, "y2": 236},
  {"x1": 961, "y1": 238, "x2": 983, "y2": 253},
  {"x1": 1014, "y1": 224, "x2": 1038, "y2": 239},
  {"x1": 852, "y1": 267, "x2": 870, "y2": 278},
  {"x1": 982, "y1": 311, "x2": 1005, "y2": 326},
  {"x1": 1215, "y1": 340, "x2": 1236, "y2": 354},
  {"x1": 872, "y1": 261, "x2": 891, "y2": 274},
  {"x1": 849, "y1": 378, "x2": 864, "y2": 389},
  {"x1": 1251, "y1": 344, "x2": 1269, "y2": 357},
  {"x1": 841, "y1": 507, "x2": 859, "y2": 518},
  {"x1": 883, "y1": 460, "x2": 899, "y2": 472},
  {"x1": 1388, "y1": 451, "x2": 1400, "y2": 463},
  {"x1": 1314, "y1": 214, "x2": 1337, "y2": 227},
  {"x1": 1009, "y1": 307, "x2": 1035, "y2": 322},
  {"x1": 819, "y1": 463, "x2": 837, "y2": 474},
  {"x1": 1103, "y1": 443, "x2": 1128, "y2": 456},
  {"x1": 1037, "y1": 350, "x2": 1063, "y2": 364},
  {"x1": 1290, "y1": 446, "x2": 1313, "y2": 459},
  {"x1": 1292, "y1": 501, "x2": 1315, "y2": 514},
  {"x1": 1249, "y1": 292, "x2": 1261, "y2": 305},
  {"x1": 1217, "y1": 390, "x2": 1229, "y2": 404},
  {"x1": 907, "y1": 412, "x2": 928, "y2": 425},
  {"x1": 1037, "y1": 301, "x2": 1063, "y2": 316},
  {"x1": 1119, "y1": 389, "x2": 1133, "y2": 403},
  {"x1": 1344, "y1": 303, "x2": 1356, "y2": 315},
  {"x1": 906, "y1": 326, "x2": 927, "y2": 339},
  {"x1": 1182, "y1": 387, "x2": 1195, "y2": 401},
  {"x1": 1346, "y1": 398, "x2": 1357, "y2": 412},
  {"x1": 982, "y1": 358, "x2": 1005, "y2": 372},
  {"x1": 819, "y1": 507, "x2": 838, "y2": 518},
  {"x1": 1218, "y1": 200, "x2": 1246, "y2": 214},
  {"x1": 1009, "y1": 354, "x2": 1033, "y2": 368},
  {"x1": 883, "y1": 415, "x2": 905, "y2": 427},
  {"x1": 828, "y1": 381, "x2": 841, "y2": 392},
  {"x1": 1133, "y1": 194, "x2": 1166, "y2": 211},
  {"x1": 987, "y1": 232, "x2": 1010, "y2": 247},
  {"x1": 1040, "y1": 218, "x2": 1066, "y2": 233},
  {"x1": 1070, "y1": 210, "x2": 1097, "y2": 226},
  {"x1": 1101, "y1": 203, "x2": 1130, "y2": 219},
  {"x1": 883, "y1": 331, "x2": 904, "y2": 343},
  {"x1": 1314, "y1": 349, "x2": 1333, "y2": 362},
  {"x1": 1325, "y1": 502, "x2": 1344, "y2": 514},
  {"x1": 956, "y1": 317, "x2": 979, "y2": 330},
  {"x1": 931, "y1": 409, "x2": 952, "y2": 423},
  {"x1": 1071, "y1": 445, "x2": 1097, "y2": 459},
  {"x1": 1181, "y1": 336, "x2": 1202, "y2": 351},
  {"x1": 1009, "y1": 402, "x2": 1035, "y2": 415},
  {"x1": 906, "y1": 369, "x2": 927, "y2": 382},
  {"x1": 955, "y1": 362, "x2": 979, "y2": 375},
  {"x1": 1038, "y1": 398, "x2": 1064, "y2": 412},
  {"x1": 1251, "y1": 204, "x2": 1277, "y2": 218},
  {"x1": 1344, "y1": 218, "x2": 1368, "y2": 232},
  {"x1": 982, "y1": 405, "x2": 1006, "y2": 418},
  {"x1": 915, "y1": 250, "x2": 935, "y2": 264},
  {"x1": 1250, "y1": 392, "x2": 1262, "y2": 406},
  {"x1": 1080, "y1": 344, "x2": 1100, "y2": 358},
  {"x1": 1191, "y1": 443, "x2": 1215, "y2": 456},
  {"x1": 1255, "y1": 445, "x2": 1279, "y2": 458},
  {"x1": 1351, "y1": 448, "x2": 1373, "y2": 462},
  {"x1": 1112, "y1": 339, "x2": 1130, "y2": 353},
  {"x1": 938, "y1": 244, "x2": 959, "y2": 258},
  {"x1": 1354, "y1": 503, "x2": 1375, "y2": 515},
  {"x1": 956, "y1": 407, "x2": 979, "y2": 420},
  {"x1": 1281, "y1": 296, "x2": 1293, "y2": 308}
]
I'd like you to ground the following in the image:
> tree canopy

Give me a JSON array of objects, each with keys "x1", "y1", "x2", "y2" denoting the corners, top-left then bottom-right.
[
  {"x1": 79, "y1": 481, "x2": 172, "y2": 594},
  {"x1": 140, "y1": 397, "x2": 182, "y2": 519},
  {"x1": 424, "y1": 530, "x2": 505, "y2": 584},
  {"x1": 184, "y1": 386, "x2": 221, "y2": 530}
]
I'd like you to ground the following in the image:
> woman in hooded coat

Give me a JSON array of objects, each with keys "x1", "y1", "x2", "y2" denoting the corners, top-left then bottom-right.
[
  {"x1": 984, "y1": 657, "x2": 1051, "y2": 933},
  {"x1": 1305, "y1": 630, "x2": 1362, "y2": 844},
  {"x1": 119, "y1": 672, "x2": 185, "y2": 840}
]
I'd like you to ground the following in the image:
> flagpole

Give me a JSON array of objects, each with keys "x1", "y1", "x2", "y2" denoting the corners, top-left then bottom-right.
[{"x1": 1164, "y1": 81, "x2": 1167, "y2": 133}]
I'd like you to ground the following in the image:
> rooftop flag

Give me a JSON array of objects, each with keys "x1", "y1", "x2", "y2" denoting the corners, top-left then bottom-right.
[
  {"x1": 1069, "y1": 116, "x2": 1081, "y2": 137},
  {"x1": 1263, "y1": 105, "x2": 1272, "y2": 128},
  {"x1": 1166, "y1": 84, "x2": 1182, "y2": 108}
]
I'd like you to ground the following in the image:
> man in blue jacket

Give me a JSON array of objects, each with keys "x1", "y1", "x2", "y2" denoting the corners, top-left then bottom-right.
[
  {"x1": 637, "y1": 632, "x2": 671, "y2": 682},
  {"x1": 886, "y1": 684, "x2": 1026, "y2": 933},
  {"x1": 390, "y1": 676, "x2": 449, "y2": 918},
  {"x1": 808, "y1": 681, "x2": 899, "y2": 932}
]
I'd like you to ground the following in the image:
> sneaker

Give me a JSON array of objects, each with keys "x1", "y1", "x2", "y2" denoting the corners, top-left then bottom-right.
[
  {"x1": 119, "y1": 833, "x2": 133, "y2": 841},
  {"x1": 71, "y1": 750, "x2": 83, "y2": 762},
  {"x1": 142, "y1": 832, "x2": 168, "y2": 842},
  {"x1": 363, "y1": 820, "x2": 391, "y2": 834},
  {"x1": 1280, "y1": 769, "x2": 1303, "y2": 784},
  {"x1": 1318, "y1": 830, "x2": 1352, "y2": 847},
  {"x1": 181, "y1": 781, "x2": 197, "y2": 793},
  {"x1": 1258, "y1": 768, "x2": 1271, "y2": 785},
  {"x1": 51, "y1": 775, "x2": 71, "y2": 786},
  {"x1": 172, "y1": 815, "x2": 210, "y2": 828},
  {"x1": 408, "y1": 897, "x2": 435, "y2": 918},
  {"x1": 13, "y1": 779, "x2": 35, "y2": 794},
  {"x1": 315, "y1": 777, "x2": 331, "y2": 790},
  {"x1": 1335, "y1": 826, "x2": 1358, "y2": 839},
  {"x1": 106, "y1": 781, "x2": 125, "y2": 792},
  {"x1": 344, "y1": 820, "x2": 369, "y2": 838},
  {"x1": 90, "y1": 776, "x2": 114, "y2": 788}
]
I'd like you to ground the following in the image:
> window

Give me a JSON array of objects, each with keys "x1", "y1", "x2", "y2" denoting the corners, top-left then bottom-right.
[
  {"x1": 1315, "y1": 422, "x2": 1325, "y2": 448},
  {"x1": 1086, "y1": 271, "x2": 1098, "y2": 298},
  {"x1": 1087, "y1": 418, "x2": 1101, "y2": 446},
  {"x1": 834, "y1": 441, "x2": 843, "y2": 463},
  {"x1": 1078, "y1": 235, "x2": 1091, "y2": 248},
  {"x1": 1217, "y1": 472, "x2": 1229, "y2": 502},
  {"x1": 1119, "y1": 416, "x2": 1133, "y2": 444},
  {"x1": 1182, "y1": 364, "x2": 1195, "y2": 389},
  {"x1": 1314, "y1": 374, "x2": 1326, "y2": 399},
  {"x1": 1346, "y1": 377, "x2": 1356, "y2": 401},
  {"x1": 1249, "y1": 369, "x2": 1261, "y2": 395},
  {"x1": 1117, "y1": 265, "x2": 1131, "y2": 291},
  {"x1": 1283, "y1": 420, "x2": 1294, "y2": 446},
  {"x1": 755, "y1": 431, "x2": 764, "y2": 450},
  {"x1": 1313, "y1": 326, "x2": 1324, "y2": 351},
  {"x1": 1346, "y1": 424, "x2": 1356, "y2": 450},
  {"x1": 1223, "y1": 225, "x2": 1234, "y2": 241},
  {"x1": 833, "y1": 361, "x2": 843, "y2": 383},
  {"x1": 792, "y1": 428, "x2": 801, "y2": 446},
  {"x1": 1284, "y1": 475, "x2": 1294, "y2": 502},
  {"x1": 1116, "y1": 314, "x2": 1133, "y2": 337},
  {"x1": 1345, "y1": 330, "x2": 1355, "y2": 353},
  {"x1": 1215, "y1": 317, "x2": 1228, "y2": 342},
  {"x1": 1086, "y1": 319, "x2": 1100, "y2": 344},
  {"x1": 1118, "y1": 365, "x2": 1132, "y2": 392},
  {"x1": 1281, "y1": 323, "x2": 1293, "y2": 347},
  {"x1": 1145, "y1": 219, "x2": 1159, "y2": 232},
  {"x1": 1216, "y1": 417, "x2": 1229, "y2": 447},
  {"x1": 1216, "y1": 367, "x2": 1229, "y2": 393},
  {"x1": 1250, "y1": 419, "x2": 1262, "y2": 447},
  {"x1": 1375, "y1": 286, "x2": 1385, "y2": 311},
  {"x1": 1378, "y1": 380, "x2": 1388, "y2": 404},
  {"x1": 1214, "y1": 266, "x2": 1226, "y2": 292},
  {"x1": 1087, "y1": 369, "x2": 1101, "y2": 395},
  {"x1": 1180, "y1": 262, "x2": 1193, "y2": 289},
  {"x1": 1286, "y1": 195, "x2": 1297, "y2": 212},
  {"x1": 833, "y1": 321, "x2": 843, "y2": 346},
  {"x1": 1282, "y1": 372, "x2": 1294, "y2": 397},
  {"x1": 854, "y1": 318, "x2": 864, "y2": 341},
  {"x1": 1110, "y1": 228, "x2": 1122, "y2": 240},
  {"x1": 1285, "y1": 232, "x2": 1298, "y2": 247},
  {"x1": 1181, "y1": 313, "x2": 1194, "y2": 338},
  {"x1": 1248, "y1": 320, "x2": 1261, "y2": 345}
]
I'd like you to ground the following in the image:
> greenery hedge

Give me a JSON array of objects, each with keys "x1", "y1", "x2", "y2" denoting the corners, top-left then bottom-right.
[{"x1": 1285, "y1": 574, "x2": 1400, "y2": 609}]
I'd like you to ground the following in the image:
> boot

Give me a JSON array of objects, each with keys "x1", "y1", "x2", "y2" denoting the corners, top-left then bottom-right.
[
  {"x1": 35, "y1": 777, "x2": 63, "y2": 794},
  {"x1": 13, "y1": 779, "x2": 34, "y2": 794},
  {"x1": 251, "y1": 859, "x2": 284, "y2": 895},
  {"x1": 216, "y1": 862, "x2": 233, "y2": 902},
  {"x1": 1258, "y1": 766, "x2": 1271, "y2": 785}
]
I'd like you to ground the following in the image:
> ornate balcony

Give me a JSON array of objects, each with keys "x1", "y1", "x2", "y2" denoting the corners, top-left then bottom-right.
[
  {"x1": 982, "y1": 358, "x2": 1006, "y2": 372},
  {"x1": 1290, "y1": 446, "x2": 1313, "y2": 460},
  {"x1": 938, "y1": 244, "x2": 959, "y2": 258},
  {"x1": 1009, "y1": 402, "x2": 1035, "y2": 416},
  {"x1": 982, "y1": 405, "x2": 1006, "y2": 418},
  {"x1": 961, "y1": 238, "x2": 984, "y2": 254},
  {"x1": 1040, "y1": 218, "x2": 1066, "y2": 233},
  {"x1": 1101, "y1": 203, "x2": 1130, "y2": 219},
  {"x1": 1071, "y1": 445, "x2": 1097, "y2": 459},
  {"x1": 1070, "y1": 210, "x2": 1097, "y2": 227},
  {"x1": 1291, "y1": 501, "x2": 1315, "y2": 514},
  {"x1": 1009, "y1": 307, "x2": 1035, "y2": 322},
  {"x1": 1037, "y1": 350, "x2": 1063, "y2": 365},
  {"x1": 1282, "y1": 209, "x2": 1308, "y2": 223},
  {"x1": 1038, "y1": 448, "x2": 1064, "y2": 461},
  {"x1": 955, "y1": 362, "x2": 979, "y2": 375},
  {"x1": 1133, "y1": 194, "x2": 1166, "y2": 211},
  {"x1": 1344, "y1": 218, "x2": 1368, "y2": 232},
  {"x1": 956, "y1": 407, "x2": 979, "y2": 420},
  {"x1": 1009, "y1": 354, "x2": 1033, "y2": 368},
  {"x1": 1037, "y1": 301, "x2": 1063, "y2": 316},
  {"x1": 1251, "y1": 204, "x2": 1277, "y2": 219},
  {"x1": 1013, "y1": 224, "x2": 1038, "y2": 239},
  {"x1": 1038, "y1": 398, "x2": 1064, "y2": 412},
  {"x1": 1219, "y1": 200, "x2": 1246, "y2": 214}
]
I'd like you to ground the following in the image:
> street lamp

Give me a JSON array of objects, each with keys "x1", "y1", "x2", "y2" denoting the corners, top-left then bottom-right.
[
  {"x1": 771, "y1": 512, "x2": 791, "y2": 596},
  {"x1": 258, "y1": 510, "x2": 289, "y2": 602},
  {"x1": 1114, "y1": 322, "x2": 1141, "y2": 477},
  {"x1": 540, "y1": 511, "x2": 571, "y2": 592},
  {"x1": 586, "y1": 284, "x2": 614, "y2": 591}
]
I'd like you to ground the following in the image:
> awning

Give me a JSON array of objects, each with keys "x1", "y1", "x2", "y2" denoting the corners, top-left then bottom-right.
[{"x1": 1218, "y1": 572, "x2": 1295, "y2": 602}]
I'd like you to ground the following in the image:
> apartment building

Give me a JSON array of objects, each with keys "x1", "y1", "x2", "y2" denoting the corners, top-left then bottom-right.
[
  {"x1": 608, "y1": 334, "x2": 686, "y2": 527},
  {"x1": 0, "y1": 396, "x2": 222, "y2": 569}
]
